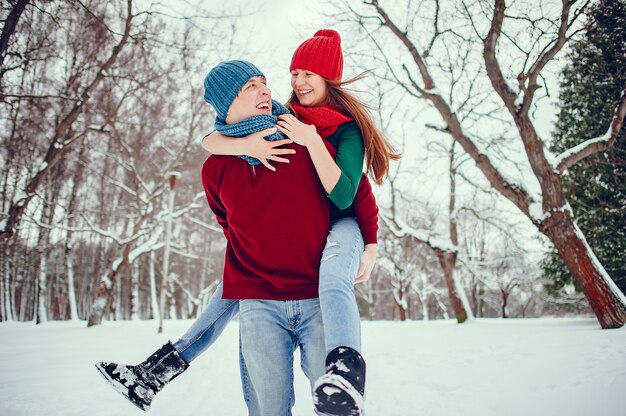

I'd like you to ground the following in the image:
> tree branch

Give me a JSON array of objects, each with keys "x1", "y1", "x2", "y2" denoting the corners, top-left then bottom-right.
[{"x1": 555, "y1": 87, "x2": 626, "y2": 172}]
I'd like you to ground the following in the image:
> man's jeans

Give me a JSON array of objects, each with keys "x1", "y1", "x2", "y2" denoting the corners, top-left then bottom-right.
[
  {"x1": 238, "y1": 298, "x2": 326, "y2": 416},
  {"x1": 319, "y1": 217, "x2": 364, "y2": 352}
]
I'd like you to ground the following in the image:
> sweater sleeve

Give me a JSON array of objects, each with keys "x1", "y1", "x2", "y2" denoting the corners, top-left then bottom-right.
[
  {"x1": 201, "y1": 158, "x2": 229, "y2": 240},
  {"x1": 352, "y1": 175, "x2": 379, "y2": 245},
  {"x1": 327, "y1": 123, "x2": 365, "y2": 210}
]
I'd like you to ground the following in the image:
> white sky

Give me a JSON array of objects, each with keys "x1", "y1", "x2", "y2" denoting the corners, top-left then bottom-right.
[{"x1": 221, "y1": 0, "x2": 332, "y2": 102}]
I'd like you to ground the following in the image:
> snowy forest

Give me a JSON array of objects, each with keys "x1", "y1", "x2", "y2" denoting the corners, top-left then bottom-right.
[{"x1": 1, "y1": 0, "x2": 625, "y2": 329}]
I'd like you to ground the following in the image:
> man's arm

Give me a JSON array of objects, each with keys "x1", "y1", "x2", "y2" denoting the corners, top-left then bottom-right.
[{"x1": 201, "y1": 164, "x2": 229, "y2": 239}]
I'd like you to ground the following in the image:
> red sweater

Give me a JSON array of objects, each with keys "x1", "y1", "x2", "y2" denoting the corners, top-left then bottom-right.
[
  {"x1": 351, "y1": 176, "x2": 379, "y2": 245},
  {"x1": 202, "y1": 142, "x2": 330, "y2": 300}
]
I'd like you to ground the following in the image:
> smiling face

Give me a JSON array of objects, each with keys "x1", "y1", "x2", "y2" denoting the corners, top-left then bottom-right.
[
  {"x1": 290, "y1": 69, "x2": 329, "y2": 107},
  {"x1": 225, "y1": 76, "x2": 271, "y2": 124}
]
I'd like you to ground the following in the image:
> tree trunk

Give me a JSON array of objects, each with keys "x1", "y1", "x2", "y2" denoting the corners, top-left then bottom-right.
[
  {"x1": 130, "y1": 262, "x2": 139, "y2": 320},
  {"x1": 86, "y1": 245, "x2": 131, "y2": 327},
  {"x1": 541, "y1": 211, "x2": 626, "y2": 328},
  {"x1": 501, "y1": 289, "x2": 508, "y2": 318},
  {"x1": 36, "y1": 256, "x2": 47, "y2": 324},
  {"x1": 149, "y1": 251, "x2": 159, "y2": 319},
  {"x1": 66, "y1": 254, "x2": 79, "y2": 321},
  {"x1": 398, "y1": 304, "x2": 406, "y2": 321},
  {"x1": 1, "y1": 256, "x2": 11, "y2": 321},
  {"x1": 0, "y1": 0, "x2": 29, "y2": 78},
  {"x1": 436, "y1": 251, "x2": 468, "y2": 323}
]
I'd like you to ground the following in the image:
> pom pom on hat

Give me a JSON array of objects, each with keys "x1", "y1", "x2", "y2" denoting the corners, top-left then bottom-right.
[
  {"x1": 290, "y1": 29, "x2": 343, "y2": 81},
  {"x1": 203, "y1": 60, "x2": 264, "y2": 122}
]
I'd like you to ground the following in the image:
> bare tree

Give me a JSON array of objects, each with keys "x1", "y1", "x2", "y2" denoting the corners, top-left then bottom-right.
[
  {"x1": 1, "y1": 0, "x2": 134, "y2": 241},
  {"x1": 1, "y1": 0, "x2": 247, "y2": 324},
  {"x1": 334, "y1": 0, "x2": 626, "y2": 328},
  {"x1": 380, "y1": 139, "x2": 472, "y2": 323},
  {"x1": 0, "y1": 0, "x2": 30, "y2": 81}
]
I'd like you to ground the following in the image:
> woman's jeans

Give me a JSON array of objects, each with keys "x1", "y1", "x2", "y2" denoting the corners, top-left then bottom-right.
[
  {"x1": 239, "y1": 298, "x2": 326, "y2": 416},
  {"x1": 318, "y1": 217, "x2": 364, "y2": 352},
  {"x1": 173, "y1": 282, "x2": 239, "y2": 363}
]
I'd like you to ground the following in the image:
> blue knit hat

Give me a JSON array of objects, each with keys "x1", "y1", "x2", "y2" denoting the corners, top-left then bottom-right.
[{"x1": 203, "y1": 60, "x2": 265, "y2": 123}]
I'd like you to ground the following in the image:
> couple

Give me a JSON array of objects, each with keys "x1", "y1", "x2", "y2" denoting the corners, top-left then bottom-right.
[{"x1": 96, "y1": 29, "x2": 398, "y2": 416}]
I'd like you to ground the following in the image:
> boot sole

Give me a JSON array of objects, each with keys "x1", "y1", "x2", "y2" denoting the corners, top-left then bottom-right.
[
  {"x1": 95, "y1": 362, "x2": 150, "y2": 412},
  {"x1": 314, "y1": 373, "x2": 365, "y2": 416}
]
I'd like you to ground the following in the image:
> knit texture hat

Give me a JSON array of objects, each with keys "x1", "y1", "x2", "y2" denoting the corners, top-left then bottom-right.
[
  {"x1": 203, "y1": 60, "x2": 265, "y2": 122},
  {"x1": 290, "y1": 29, "x2": 343, "y2": 80}
]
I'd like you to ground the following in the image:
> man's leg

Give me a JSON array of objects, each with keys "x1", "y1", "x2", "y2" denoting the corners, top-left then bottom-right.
[
  {"x1": 239, "y1": 299, "x2": 296, "y2": 416},
  {"x1": 173, "y1": 282, "x2": 239, "y2": 363},
  {"x1": 296, "y1": 298, "x2": 327, "y2": 390}
]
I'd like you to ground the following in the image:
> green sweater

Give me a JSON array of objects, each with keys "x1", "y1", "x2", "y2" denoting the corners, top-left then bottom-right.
[{"x1": 325, "y1": 121, "x2": 365, "y2": 212}]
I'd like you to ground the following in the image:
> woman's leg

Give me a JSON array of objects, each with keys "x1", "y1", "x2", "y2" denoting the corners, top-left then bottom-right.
[
  {"x1": 318, "y1": 217, "x2": 364, "y2": 353},
  {"x1": 173, "y1": 282, "x2": 239, "y2": 363},
  {"x1": 95, "y1": 282, "x2": 239, "y2": 411}
]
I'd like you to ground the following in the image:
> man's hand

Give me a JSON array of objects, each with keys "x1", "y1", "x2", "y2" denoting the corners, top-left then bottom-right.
[{"x1": 246, "y1": 128, "x2": 295, "y2": 171}]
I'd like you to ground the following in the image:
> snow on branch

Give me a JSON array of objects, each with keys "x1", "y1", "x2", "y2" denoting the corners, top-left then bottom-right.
[
  {"x1": 554, "y1": 88, "x2": 626, "y2": 173},
  {"x1": 380, "y1": 211, "x2": 457, "y2": 253}
]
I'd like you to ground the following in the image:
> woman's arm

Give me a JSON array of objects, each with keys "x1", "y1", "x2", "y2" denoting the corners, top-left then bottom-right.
[
  {"x1": 277, "y1": 114, "x2": 341, "y2": 192},
  {"x1": 201, "y1": 128, "x2": 295, "y2": 172},
  {"x1": 277, "y1": 115, "x2": 364, "y2": 209},
  {"x1": 352, "y1": 176, "x2": 379, "y2": 283},
  {"x1": 355, "y1": 243, "x2": 377, "y2": 283}
]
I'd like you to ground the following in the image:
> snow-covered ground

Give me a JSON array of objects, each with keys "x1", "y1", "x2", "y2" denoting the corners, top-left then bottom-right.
[{"x1": 1, "y1": 318, "x2": 625, "y2": 416}]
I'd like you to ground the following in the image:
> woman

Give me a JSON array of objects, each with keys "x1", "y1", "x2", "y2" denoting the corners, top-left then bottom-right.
[{"x1": 203, "y1": 29, "x2": 399, "y2": 415}]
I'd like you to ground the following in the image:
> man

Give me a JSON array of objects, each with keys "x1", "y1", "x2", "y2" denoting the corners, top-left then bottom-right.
[{"x1": 202, "y1": 60, "x2": 329, "y2": 415}]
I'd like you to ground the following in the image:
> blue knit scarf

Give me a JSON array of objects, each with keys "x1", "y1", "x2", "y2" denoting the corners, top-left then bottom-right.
[{"x1": 214, "y1": 100, "x2": 290, "y2": 166}]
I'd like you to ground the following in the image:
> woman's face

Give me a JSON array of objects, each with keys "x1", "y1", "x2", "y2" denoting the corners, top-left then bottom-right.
[{"x1": 290, "y1": 69, "x2": 328, "y2": 107}]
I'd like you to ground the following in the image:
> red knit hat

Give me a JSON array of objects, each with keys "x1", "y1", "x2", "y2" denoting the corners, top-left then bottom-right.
[{"x1": 290, "y1": 29, "x2": 343, "y2": 81}]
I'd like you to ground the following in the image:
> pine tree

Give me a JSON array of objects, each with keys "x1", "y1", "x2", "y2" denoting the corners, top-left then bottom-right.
[{"x1": 544, "y1": 0, "x2": 626, "y2": 296}]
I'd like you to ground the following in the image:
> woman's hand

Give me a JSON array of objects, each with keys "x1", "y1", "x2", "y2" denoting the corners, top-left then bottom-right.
[
  {"x1": 355, "y1": 244, "x2": 377, "y2": 284},
  {"x1": 203, "y1": 127, "x2": 296, "y2": 172},
  {"x1": 277, "y1": 114, "x2": 321, "y2": 147},
  {"x1": 244, "y1": 128, "x2": 296, "y2": 172}
]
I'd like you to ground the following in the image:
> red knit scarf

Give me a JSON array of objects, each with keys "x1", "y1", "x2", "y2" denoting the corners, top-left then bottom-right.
[{"x1": 291, "y1": 101, "x2": 353, "y2": 139}]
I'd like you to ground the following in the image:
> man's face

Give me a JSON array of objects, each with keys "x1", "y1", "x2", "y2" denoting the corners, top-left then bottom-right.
[{"x1": 226, "y1": 76, "x2": 272, "y2": 124}]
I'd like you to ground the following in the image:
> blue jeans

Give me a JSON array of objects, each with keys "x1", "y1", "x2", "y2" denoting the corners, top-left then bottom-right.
[
  {"x1": 319, "y1": 217, "x2": 364, "y2": 352},
  {"x1": 173, "y1": 283, "x2": 239, "y2": 363},
  {"x1": 238, "y1": 298, "x2": 326, "y2": 416},
  {"x1": 172, "y1": 217, "x2": 363, "y2": 361}
]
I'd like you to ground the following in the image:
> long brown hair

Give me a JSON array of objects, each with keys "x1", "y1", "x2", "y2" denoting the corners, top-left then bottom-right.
[{"x1": 288, "y1": 72, "x2": 400, "y2": 186}]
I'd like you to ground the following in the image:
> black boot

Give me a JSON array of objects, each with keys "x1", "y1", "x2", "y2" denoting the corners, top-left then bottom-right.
[
  {"x1": 95, "y1": 341, "x2": 189, "y2": 411},
  {"x1": 314, "y1": 346, "x2": 366, "y2": 416}
]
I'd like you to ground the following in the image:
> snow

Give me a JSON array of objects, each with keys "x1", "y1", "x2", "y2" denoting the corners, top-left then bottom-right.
[
  {"x1": 552, "y1": 129, "x2": 613, "y2": 171},
  {"x1": 528, "y1": 200, "x2": 546, "y2": 222},
  {"x1": 1, "y1": 318, "x2": 625, "y2": 416}
]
